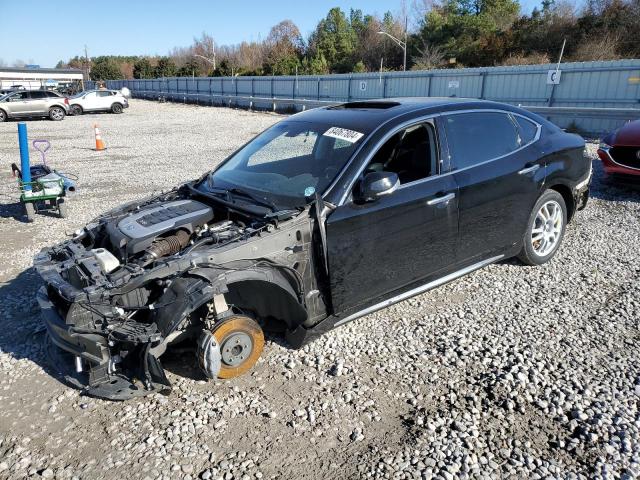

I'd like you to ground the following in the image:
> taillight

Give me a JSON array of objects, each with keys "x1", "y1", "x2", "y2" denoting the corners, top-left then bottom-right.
[{"x1": 64, "y1": 98, "x2": 69, "y2": 105}]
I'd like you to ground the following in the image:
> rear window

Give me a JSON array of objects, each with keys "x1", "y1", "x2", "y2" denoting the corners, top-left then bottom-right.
[
  {"x1": 513, "y1": 115, "x2": 538, "y2": 145},
  {"x1": 445, "y1": 112, "x2": 520, "y2": 170}
]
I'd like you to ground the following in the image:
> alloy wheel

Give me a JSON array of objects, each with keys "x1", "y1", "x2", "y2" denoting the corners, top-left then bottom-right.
[
  {"x1": 531, "y1": 200, "x2": 563, "y2": 256},
  {"x1": 50, "y1": 108, "x2": 64, "y2": 120}
]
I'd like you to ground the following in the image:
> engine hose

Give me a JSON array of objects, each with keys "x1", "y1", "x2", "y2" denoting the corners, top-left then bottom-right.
[{"x1": 147, "y1": 230, "x2": 191, "y2": 259}]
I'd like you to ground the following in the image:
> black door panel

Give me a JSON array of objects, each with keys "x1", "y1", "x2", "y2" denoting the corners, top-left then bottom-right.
[
  {"x1": 441, "y1": 112, "x2": 545, "y2": 261},
  {"x1": 326, "y1": 175, "x2": 458, "y2": 314},
  {"x1": 452, "y1": 150, "x2": 545, "y2": 260}
]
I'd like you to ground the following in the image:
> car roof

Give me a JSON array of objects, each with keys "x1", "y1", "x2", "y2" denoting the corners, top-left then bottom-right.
[{"x1": 289, "y1": 97, "x2": 534, "y2": 134}]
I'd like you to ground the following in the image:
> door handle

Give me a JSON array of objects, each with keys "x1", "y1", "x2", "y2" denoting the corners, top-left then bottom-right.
[
  {"x1": 427, "y1": 192, "x2": 455, "y2": 206},
  {"x1": 518, "y1": 164, "x2": 540, "y2": 175}
]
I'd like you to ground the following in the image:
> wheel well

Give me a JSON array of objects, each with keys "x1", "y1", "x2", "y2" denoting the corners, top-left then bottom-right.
[
  {"x1": 225, "y1": 280, "x2": 308, "y2": 333},
  {"x1": 548, "y1": 184, "x2": 575, "y2": 221},
  {"x1": 112, "y1": 102, "x2": 123, "y2": 108}
]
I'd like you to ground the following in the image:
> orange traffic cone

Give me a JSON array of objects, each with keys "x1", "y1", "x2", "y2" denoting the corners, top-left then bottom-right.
[{"x1": 94, "y1": 124, "x2": 106, "y2": 151}]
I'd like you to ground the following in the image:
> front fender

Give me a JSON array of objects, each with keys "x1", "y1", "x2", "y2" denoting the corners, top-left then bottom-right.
[{"x1": 152, "y1": 263, "x2": 308, "y2": 338}]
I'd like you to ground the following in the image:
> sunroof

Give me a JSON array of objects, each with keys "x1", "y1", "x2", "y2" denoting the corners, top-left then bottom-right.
[{"x1": 330, "y1": 101, "x2": 401, "y2": 110}]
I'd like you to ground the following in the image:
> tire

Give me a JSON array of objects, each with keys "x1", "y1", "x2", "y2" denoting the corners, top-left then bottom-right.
[
  {"x1": 49, "y1": 106, "x2": 65, "y2": 121},
  {"x1": 518, "y1": 189, "x2": 567, "y2": 266},
  {"x1": 23, "y1": 202, "x2": 35, "y2": 222},
  {"x1": 57, "y1": 198, "x2": 68, "y2": 218},
  {"x1": 70, "y1": 105, "x2": 83, "y2": 116},
  {"x1": 111, "y1": 103, "x2": 123, "y2": 114},
  {"x1": 0, "y1": 109, "x2": 7, "y2": 122}
]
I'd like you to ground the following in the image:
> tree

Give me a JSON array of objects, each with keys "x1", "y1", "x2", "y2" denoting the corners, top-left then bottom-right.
[
  {"x1": 263, "y1": 20, "x2": 303, "y2": 75},
  {"x1": 301, "y1": 53, "x2": 330, "y2": 75},
  {"x1": 193, "y1": 32, "x2": 217, "y2": 74},
  {"x1": 177, "y1": 57, "x2": 203, "y2": 77},
  {"x1": 90, "y1": 59, "x2": 123, "y2": 80},
  {"x1": 308, "y1": 8, "x2": 358, "y2": 73},
  {"x1": 415, "y1": 0, "x2": 520, "y2": 66},
  {"x1": 133, "y1": 57, "x2": 155, "y2": 79},
  {"x1": 155, "y1": 57, "x2": 177, "y2": 77},
  {"x1": 412, "y1": 41, "x2": 445, "y2": 69}
]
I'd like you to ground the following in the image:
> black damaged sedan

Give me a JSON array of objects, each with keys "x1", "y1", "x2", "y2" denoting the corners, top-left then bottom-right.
[{"x1": 35, "y1": 98, "x2": 591, "y2": 400}]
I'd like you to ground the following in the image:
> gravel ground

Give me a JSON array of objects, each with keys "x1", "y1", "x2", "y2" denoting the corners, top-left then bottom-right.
[{"x1": 0, "y1": 100, "x2": 639, "y2": 480}]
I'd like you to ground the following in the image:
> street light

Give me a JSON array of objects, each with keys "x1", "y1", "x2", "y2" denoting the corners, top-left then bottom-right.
[
  {"x1": 194, "y1": 53, "x2": 216, "y2": 71},
  {"x1": 378, "y1": 17, "x2": 408, "y2": 71}
]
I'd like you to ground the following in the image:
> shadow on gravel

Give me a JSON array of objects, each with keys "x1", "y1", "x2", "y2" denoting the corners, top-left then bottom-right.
[
  {"x1": 589, "y1": 159, "x2": 640, "y2": 204},
  {"x1": 0, "y1": 267, "x2": 72, "y2": 389},
  {"x1": 0, "y1": 200, "x2": 27, "y2": 222}
]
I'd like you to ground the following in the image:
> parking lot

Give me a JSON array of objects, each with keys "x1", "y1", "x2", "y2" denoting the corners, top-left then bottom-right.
[{"x1": 0, "y1": 100, "x2": 639, "y2": 479}]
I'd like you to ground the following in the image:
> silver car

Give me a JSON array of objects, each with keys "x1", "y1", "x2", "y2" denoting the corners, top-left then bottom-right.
[{"x1": 0, "y1": 90, "x2": 69, "y2": 122}]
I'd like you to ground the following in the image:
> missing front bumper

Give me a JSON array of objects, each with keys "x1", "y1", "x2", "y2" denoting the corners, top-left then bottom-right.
[{"x1": 38, "y1": 287, "x2": 171, "y2": 401}]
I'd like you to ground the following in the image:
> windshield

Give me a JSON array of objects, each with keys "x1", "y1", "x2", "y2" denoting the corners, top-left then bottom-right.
[{"x1": 202, "y1": 120, "x2": 365, "y2": 210}]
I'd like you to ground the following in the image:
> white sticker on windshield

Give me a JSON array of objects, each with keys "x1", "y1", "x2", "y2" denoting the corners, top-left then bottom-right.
[{"x1": 323, "y1": 127, "x2": 364, "y2": 143}]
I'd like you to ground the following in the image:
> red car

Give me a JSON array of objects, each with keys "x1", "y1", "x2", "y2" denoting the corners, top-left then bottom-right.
[{"x1": 598, "y1": 119, "x2": 640, "y2": 176}]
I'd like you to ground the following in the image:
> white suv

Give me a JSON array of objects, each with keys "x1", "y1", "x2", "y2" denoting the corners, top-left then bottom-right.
[{"x1": 69, "y1": 89, "x2": 129, "y2": 115}]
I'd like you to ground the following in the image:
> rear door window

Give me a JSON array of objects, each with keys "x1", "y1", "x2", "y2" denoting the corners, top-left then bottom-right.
[
  {"x1": 444, "y1": 112, "x2": 520, "y2": 170},
  {"x1": 9, "y1": 91, "x2": 30, "y2": 101},
  {"x1": 29, "y1": 91, "x2": 47, "y2": 99}
]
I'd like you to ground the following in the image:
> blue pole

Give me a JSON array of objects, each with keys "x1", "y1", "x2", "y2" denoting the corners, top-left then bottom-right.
[{"x1": 18, "y1": 122, "x2": 31, "y2": 191}]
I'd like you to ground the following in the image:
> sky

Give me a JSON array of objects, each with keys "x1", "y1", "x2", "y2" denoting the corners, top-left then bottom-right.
[{"x1": 0, "y1": 0, "x2": 544, "y2": 68}]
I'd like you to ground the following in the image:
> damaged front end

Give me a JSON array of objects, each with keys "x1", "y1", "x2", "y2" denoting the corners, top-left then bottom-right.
[{"x1": 35, "y1": 188, "x2": 315, "y2": 400}]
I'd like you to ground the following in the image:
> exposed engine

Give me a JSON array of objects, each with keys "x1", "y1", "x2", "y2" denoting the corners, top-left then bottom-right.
[
  {"x1": 108, "y1": 199, "x2": 213, "y2": 256},
  {"x1": 34, "y1": 189, "x2": 313, "y2": 400},
  {"x1": 81, "y1": 199, "x2": 250, "y2": 274}
]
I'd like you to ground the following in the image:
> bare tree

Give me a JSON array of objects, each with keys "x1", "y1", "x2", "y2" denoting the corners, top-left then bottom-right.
[
  {"x1": 193, "y1": 32, "x2": 216, "y2": 71},
  {"x1": 411, "y1": 41, "x2": 444, "y2": 70},
  {"x1": 571, "y1": 33, "x2": 621, "y2": 61}
]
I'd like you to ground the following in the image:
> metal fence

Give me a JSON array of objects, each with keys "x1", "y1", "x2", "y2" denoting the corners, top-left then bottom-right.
[{"x1": 94, "y1": 59, "x2": 640, "y2": 136}]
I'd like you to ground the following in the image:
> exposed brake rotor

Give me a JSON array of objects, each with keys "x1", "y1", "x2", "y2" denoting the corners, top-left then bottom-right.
[{"x1": 197, "y1": 315, "x2": 264, "y2": 379}]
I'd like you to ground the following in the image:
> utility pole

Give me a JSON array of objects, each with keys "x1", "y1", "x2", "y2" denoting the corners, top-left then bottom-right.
[
  {"x1": 403, "y1": 16, "x2": 408, "y2": 73},
  {"x1": 84, "y1": 44, "x2": 90, "y2": 80}
]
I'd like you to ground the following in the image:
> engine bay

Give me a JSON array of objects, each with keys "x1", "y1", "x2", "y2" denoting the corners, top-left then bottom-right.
[{"x1": 34, "y1": 187, "x2": 315, "y2": 399}]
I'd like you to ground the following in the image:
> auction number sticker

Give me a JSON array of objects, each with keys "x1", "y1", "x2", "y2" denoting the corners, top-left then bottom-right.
[{"x1": 323, "y1": 127, "x2": 364, "y2": 143}]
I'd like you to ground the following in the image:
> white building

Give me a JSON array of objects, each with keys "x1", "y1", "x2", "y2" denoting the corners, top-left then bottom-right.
[{"x1": 0, "y1": 67, "x2": 84, "y2": 90}]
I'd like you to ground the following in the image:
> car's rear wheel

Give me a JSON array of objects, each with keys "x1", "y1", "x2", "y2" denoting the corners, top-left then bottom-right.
[
  {"x1": 49, "y1": 106, "x2": 65, "y2": 121},
  {"x1": 0, "y1": 109, "x2": 7, "y2": 122},
  {"x1": 518, "y1": 189, "x2": 567, "y2": 266},
  {"x1": 204, "y1": 315, "x2": 265, "y2": 379},
  {"x1": 111, "y1": 103, "x2": 123, "y2": 114},
  {"x1": 70, "y1": 105, "x2": 83, "y2": 116}
]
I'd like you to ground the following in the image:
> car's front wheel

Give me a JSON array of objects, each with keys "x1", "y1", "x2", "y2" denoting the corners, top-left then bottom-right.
[
  {"x1": 111, "y1": 103, "x2": 123, "y2": 114},
  {"x1": 518, "y1": 189, "x2": 567, "y2": 266},
  {"x1": 0, "y1": 109, "x2": 7, "y2": 122},
  {"x1": 49, "y1": 106, "x2": 65, "y2": 121}
]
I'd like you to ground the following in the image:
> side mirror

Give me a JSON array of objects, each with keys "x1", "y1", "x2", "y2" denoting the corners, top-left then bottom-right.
[{"x1": 356, "y1": 171, "x2": 400, "y2": 203}]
